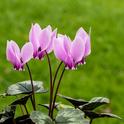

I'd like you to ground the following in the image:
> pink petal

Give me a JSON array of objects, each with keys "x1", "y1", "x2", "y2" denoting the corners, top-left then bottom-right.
[
  {"x1": 29, "y1": 23, "x2": 41, "y2": 51},
  {"x1": 70, "y1": 36, "x2": 85, "y2": 63},
  {"x1": 46, "y1": 25, "x2": 52, "y2": 32},
  {"x1": 84, "y1": 36, "x2": 91, "y2": 56},
  {"x1": 76, "y1": 27, "x2": 88, "y2": 40},
  {"x1": 10, "y1": 40, "x2": 20, "y2": 56},
  {"x1": 64, "y1": 55, "x2": 75, "y2": 69},
  {"x1": 76, "y1": 27, "x2": 91, "y2": 56},
  {"x1": 53, "y1": 36, "x2": 67, "y2": 62},
  {"x1": 39, "y1": 27, "x2": 51, "y2": 51},
  {"x1": 6, "y1": 40, "x2": 21, "y2": 65},
  {"x1": 46, "y1": 28, "x2": 57, "y2": 53},
  {"x1": 6, "y1": 42, "x2": 17, "y2": 65},
  {"x1": 21, "y1": 42, "x2": 33, "y2": 64},
  {"x1": 63, "y1": 35, "x2": 72, "y2": 54}
]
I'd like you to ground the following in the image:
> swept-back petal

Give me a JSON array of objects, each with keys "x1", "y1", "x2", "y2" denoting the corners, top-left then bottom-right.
[
  {"x1": 63, "y1": 35, "x2": 72, "y2": 54},
  {"x1": 9, "y1": 40, "x2": 20, "y2": 56},
  {"x1": 76, "y1": 27, "x2": 88, "y2": 40},
  {"x1": 6, "y1": 41, "x2": 16, "y2": 64},
  {"x1": 76, "y1": 27, "x2": 91, "y2": 56},
  {"x1": 29, "y1": 23, "x2": 41, "y2": 51},
  {"x1": 84, "y1": 36, "x2": 91, "y2": 56},
  {"x1": 53, "y1": 36, "x2": 67, "y2": 62},
  {"x1": 46, "y1": 25, "x2": 52, "y2": 32},
  {"x1": 39, "y1": 28, "x2": 51, "y2": 51},
  {"x1": 21, "y1": 42, "x2": 33, "y2": 64},
  {"x1": 46, "y1": 28, "x2": 57, "y2": 53},
  {"x1": 70, "y1": 37, "x2": 85, "y2": 63},
  {"x1": 6, "y1": 40, "x2": 21, "y2": 69}
]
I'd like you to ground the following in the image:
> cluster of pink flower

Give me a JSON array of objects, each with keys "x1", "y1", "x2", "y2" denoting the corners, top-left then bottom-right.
[{"x1": 6, "y1": 23, "x2": 91, "y2": 70}]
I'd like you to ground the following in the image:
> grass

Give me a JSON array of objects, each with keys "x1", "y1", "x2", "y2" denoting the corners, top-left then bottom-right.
[{"x1": 0, "y1": 0, "x2": 124, "y2": 123}]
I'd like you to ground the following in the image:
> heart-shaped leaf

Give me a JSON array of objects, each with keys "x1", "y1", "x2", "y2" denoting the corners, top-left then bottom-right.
[
  {"x1": 6, "y1": 80, "x2": 47, "y2": 96},
  {"x1": 58, "y1": 94, "x2": 88, "y2": 107},
  {"x1": 79, "y1": 97, "x2": 110, "y2": 111},
  {"x1": 84, "y1": 111, "x2": 121, "y2": 120},
  {"x1": 55, "y1": 108, "x2": 90, "y2": 124},
  {"x1": 30, "y1": 111, "x2": 53, "y2": 124}
]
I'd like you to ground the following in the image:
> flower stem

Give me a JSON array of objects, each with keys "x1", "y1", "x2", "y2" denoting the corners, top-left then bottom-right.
[
  {"x1": 90, "y1": 119, "x2": 93, "y2": 124},
  {"x1": 45, "y1": 52, "x2": 53, "y2": 117},
  {"x1": 52, "y1": 61, "x2": 63, "y2": 90},
  {"x1": 19, "y1": 105, "x2": 24, "y2": 115},
  {"x1": 16, "y1": 96, "x2": 24, "y2": 115},
  {"x1": 12, "y1": 119, "x2": 16, "y2": 124},
  {"x1": 24, "y1": 104, "x2": 29, "y2": 115},
  {"x1": 30, "y1": 96, "x2": 35, "y2": 111},
  {"x1": 51, "y1": 66, "x2": 65, "y2": 118},
  {"x1": 26, "y1": 63, "x2": 36, "y2": 111},
  {"x1": 49, "y1": 61, "x2": 63, "y2": 117}
]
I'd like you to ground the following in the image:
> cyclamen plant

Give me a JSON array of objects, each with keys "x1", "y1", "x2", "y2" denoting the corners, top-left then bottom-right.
[{"x1": 0, "y1": 23, "x2": 121, "y2": 124}]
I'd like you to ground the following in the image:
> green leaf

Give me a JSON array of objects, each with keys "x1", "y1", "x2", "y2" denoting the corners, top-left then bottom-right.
[
  {"x1": 84, "y1": 111, "x2": 121, "y2": 120},
  {"x1": 90, "y1": 97, "x2": 110, "y2": 103},
  {"x1": 0, "y1": 106, "x2": 16, "y2": 123},
  {"x1": 15, "y1": 115, "x2": 33, "y2": 124},
  {"x1": 38, "y1": 103, "x2": 60, "y2": 110},
  {"x1": 30, "y1": 111, "x2": 53, "y2": 124},
  {"x1": 58, "y1": 94, "x2": 88, "y2": 107},
  {"x1": 0, "y1": 117, "x2": 13, "y2": 124},
  {"x1": 55, "y1": 108, "x2": 90, "y2": 124},
  {"x1": 6, "y1": 80, "x2": 47, "y2": 96},
  {"x1": 11, "y1": 95, "x2": 31, "y2": 106},
  {"x1": 56, "y1": 103, "x2": 74, "y2": 110},
  {"x1": 80, "y1": 97, "x2": 110, "y2": 111},
  {"x1": 0, "y1": 93, "x2": 7, "y2": 97}
]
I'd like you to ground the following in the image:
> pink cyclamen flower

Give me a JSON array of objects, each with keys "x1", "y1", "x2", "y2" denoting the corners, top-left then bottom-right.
[
  {"x1": 29, "y1": 23, "x2": 57, "y2": 59},
  {"x1": 53, "y1": 28, "x2": 91, "y2": 69},
  {"x1": 6, "y1": 40, "x2": 33, "y2": 70}
]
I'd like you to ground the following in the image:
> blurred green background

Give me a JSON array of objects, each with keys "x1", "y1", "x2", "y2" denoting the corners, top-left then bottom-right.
[{"x1": 0, "y1": 0, "x2": 124, "y2": 123}]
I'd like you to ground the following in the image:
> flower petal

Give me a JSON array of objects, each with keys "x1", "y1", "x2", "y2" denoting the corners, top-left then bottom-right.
[
  {"x1": 70, "y1": 36, "x2": 85, "y2": 63},
  {"x1": 84, "y1": 36, "x2": 91, "y2": 56},
  {"x1": 6, "y1": 40, "x2": 21, "y2": 65},
  {"x1": 9, "y1": 40, "x2": 20, "y2": 56},
  {"x1": 76, "y1": 27, "x2": 91, "y2": 56},
  {"x1": 46, "y1": 28, "x2": 57, "y2": 53},
  {"x1": 65, "y1": 55, "x2": 75, "y2": 69},
  {"x1": 63, "y1": 35, "x2": 72, "y2": 54},
  {"x1": 76, "y1": 27, "x2": 88, "y2": 40},
  {"x1": 6, "y1": 41, "x2": 15, "y2": 64},
  {"x1": 39, "y1": 27, "x2": 51, "y2": 51},
  {"x1": 21, "y1": 42, "x2": 33, "y2": 64},
  {"x1": 53, "y1": 36, "x2": 67, "y2": 62},
  {"x1": 46, "y1": 25, "x2": 52, "y2": 32},
  {"x1": 29, "y1": 23, "x2": 41, "y2": 51}
]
